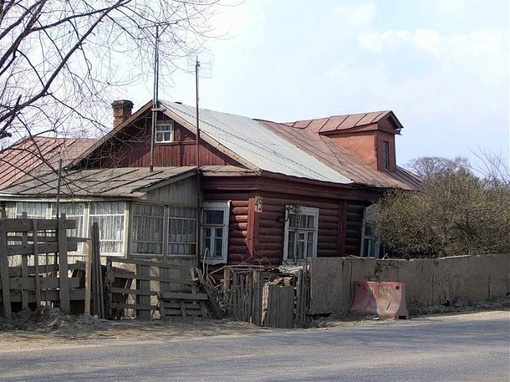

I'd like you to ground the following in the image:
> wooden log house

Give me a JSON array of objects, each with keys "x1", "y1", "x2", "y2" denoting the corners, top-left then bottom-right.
[{"x1": 0, "y1": 100, "x2": 420, "y2": 272}]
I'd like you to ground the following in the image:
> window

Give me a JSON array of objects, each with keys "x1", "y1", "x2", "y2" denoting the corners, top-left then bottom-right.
[
  {"x1": 56, "y1": 203, "x2": 85, "y2": 252},
  {"x1": 89, "y1": 201, "x2": 126, "y2": 255},
  {"x1": 131, "y1": 204, "x2": 164, "y2": 255},
  {"x1": 155, "y1": 121, "x2": 174, "y2": 143},
  {"x1": 201, "y1": 202, "x2": 230, "y2": 264},
  {"x1": 16, "y1": 202, "x2": 49, "y2": 219},
  {"x1": 360, "y1": 205, "x2": 380, "y2": 258},
  {"x1": 283, "y1": 206, "x2": 319, "y2": 263},
  {"x1": 168, "y1": 207, "x2": 196, "y2": 255},
  {"x1": 382, "y1": 140, "x2": 390, "y2": 170}
]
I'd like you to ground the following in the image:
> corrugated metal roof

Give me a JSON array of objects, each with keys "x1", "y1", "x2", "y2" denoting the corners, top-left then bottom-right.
[
  {"x1": 0, "y1": 137, "x2": 97, "y2": 190},
  {"x1": 1, "y1": 167, "x2": 196, "y2": 198},
  {"x1": 161, "y1": 101, "x2": 353, "y2": 185}
]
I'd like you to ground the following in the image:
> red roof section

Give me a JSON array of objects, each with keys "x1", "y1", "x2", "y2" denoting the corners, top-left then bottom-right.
[
  {"x1": 0, "y1": 137, "x2": 97, "y2": 190},
  {"x1": 281, "y1": 111, "x2": 402, "y2": 134},
  {"x1": 258, "y1": 118, "x2": 421, "y2": 190}
]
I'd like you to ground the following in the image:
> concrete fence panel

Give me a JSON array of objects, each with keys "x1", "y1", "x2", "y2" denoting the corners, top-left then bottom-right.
[{"x1": 308, "y1": 253, "x2": 509, "y2": 315}]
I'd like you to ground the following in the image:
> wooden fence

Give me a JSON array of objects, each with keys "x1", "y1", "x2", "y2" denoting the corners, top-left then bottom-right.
[
  {"x1": 0, "y1": 218, "x2": 204, "y2": 320},
  {"x1": 222, "y1": 266, "x2": 309, "y2": 328},
  {"x1": 105, "y1": 257, "x2": 198, "y2": 319},
  {"x1": 0, "y1": 217, "x2": 82, "y2": 319}
]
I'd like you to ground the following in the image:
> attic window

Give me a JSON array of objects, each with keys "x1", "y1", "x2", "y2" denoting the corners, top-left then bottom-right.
[
  {"x1": 382, "y1": 140, "x2": 390, "y2": 170},
  {"x1": 155, "y1": 121, "x2": 174, "y2": 143}
]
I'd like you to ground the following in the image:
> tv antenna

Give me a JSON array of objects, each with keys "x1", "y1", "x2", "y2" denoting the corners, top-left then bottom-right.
[{"x1": 143, "y1": 21, "x2": 178, "y2": 172}]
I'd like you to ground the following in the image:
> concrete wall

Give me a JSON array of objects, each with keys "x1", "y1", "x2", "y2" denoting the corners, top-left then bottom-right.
[{"x1": 309, "y1": 254, "x2": 509, "y2": 315}]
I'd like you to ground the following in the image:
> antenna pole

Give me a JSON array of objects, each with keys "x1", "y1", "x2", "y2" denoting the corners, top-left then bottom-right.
[
  {"x1": 195, "y1": 59, "x2": 201, "y2": 265},
  {"x1": 149, "y1": 24, "x2": 160, "y2": 172}
]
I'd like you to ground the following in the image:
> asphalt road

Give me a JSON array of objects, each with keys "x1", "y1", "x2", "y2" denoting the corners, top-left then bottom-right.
[{"x1": 0, "y1": 312, "x2": 508, "y2": 381}]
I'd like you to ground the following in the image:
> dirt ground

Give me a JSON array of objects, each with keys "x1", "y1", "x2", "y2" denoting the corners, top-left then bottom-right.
[{"x1": 0, "y1": 297, "x2": 508, "y2": 345}]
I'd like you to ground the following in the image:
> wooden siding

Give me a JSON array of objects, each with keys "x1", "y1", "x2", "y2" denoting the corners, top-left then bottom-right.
[
  {"x1": 145, "y1": 176, "x2": 198, "y2": 206},
  {"x1": 80, "y1": 118, "x2": 240, "y2": 168},
  {"x1": 345, "y1": 202, "x2": 368, "y2": 256}
]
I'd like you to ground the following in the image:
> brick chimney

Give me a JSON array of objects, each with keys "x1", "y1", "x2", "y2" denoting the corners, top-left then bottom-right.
[{"x1": 111, "y1": 100, "x2": 134, "y2": 128}]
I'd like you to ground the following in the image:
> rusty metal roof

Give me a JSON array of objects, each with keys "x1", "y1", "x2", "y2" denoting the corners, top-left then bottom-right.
[
  {"x1": 0, "y1": 137, "x2": 97, "y2": 190},
  {"x1": 0, "y1": 167, "x2": 197, "y2": 198},
  {"x1": 281, "y1": 111, "x2": 403, "y2": 134},
  {"x1": 161, "y1": 101, "x2": 353, "y2": 185},
  {"x1": 258, "y1": 120, "x2": 421, "y2": 190}
]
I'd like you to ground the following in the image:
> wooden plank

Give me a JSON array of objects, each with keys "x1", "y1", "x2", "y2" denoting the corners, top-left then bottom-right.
[
  {"x1": 9, "y1": 276, "x2": 81, "y2": 290},
  {"x1": 159, "y1": 292, "x2": 208, "y2": 301},
  {"x1": 3, "y1": 289, "x2": 86, "y2": 303},
  {"x1": 109, "y1": 302, "x2": 158, "y2": 311},
  {"x1": 6, "y1": 242, "x2": 78, "y2": 256},
  {"x1": 8, "y1": 264, "x2": 59, "y2": 277},
  {"x1": 3, "y1": 219, "x2": 76, "y2": 231},
  {"x1": 0, "y1": 220, "x2": 12, "y2": 319},
  {"x1": 106, "y1": 271, "x2": 194, "y2": 286},
  {"x1": 110, "y1": 287, "x2": 157, "y2": 296},
  {"x1": 107, "y1": 256, "x2": 191, "y2": 271},
  {"x1": 58, "y1": 217, "x2": 70, "y2": 314}
]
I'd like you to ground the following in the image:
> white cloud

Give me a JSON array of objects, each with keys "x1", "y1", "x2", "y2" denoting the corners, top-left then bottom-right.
[
  {"x1": 359, "y1": 30, "x2": 411, "y2": 52},
  {"x1": 434, "y1": 0, "x2": 467, "y2": 16},
  {"x1": 334, "y1": 1, "x2": 377, "y2": 27}
]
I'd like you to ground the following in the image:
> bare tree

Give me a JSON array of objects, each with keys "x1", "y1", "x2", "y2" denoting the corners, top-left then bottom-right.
[
  {"x1": 406, "y1": 156, "x2": 470, "y2": 179},
  {"x1": 0, "y1": 0, "x2": 221, "y2": 145},
  {"x1": 374, "y1": 156, "x2": 510, "y2": 258}
]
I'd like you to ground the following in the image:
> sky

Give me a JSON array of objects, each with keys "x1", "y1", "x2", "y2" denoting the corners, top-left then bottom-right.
[{"x1": 126, "y1": 0, "x2": 509, "y2": 170}]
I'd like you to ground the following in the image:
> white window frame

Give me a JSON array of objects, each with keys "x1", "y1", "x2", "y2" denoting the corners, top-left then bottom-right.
[
  {"x1": 168, "y1": 207, "x2": 197, "y2": 256},
  {"x1": 201, "y1": 201, "x2": 230, "y2": 264},
  {"x1": 88, "y1": 201, "x2": 126, "y2": 256},
  {"x1": 155, "y1": 121, "x2": 174, "y2": 143},
  {"x1": 131, "y1": 203, "x2": 165, "y2": 256},
  {"x1": 360, "y1": 205, "x2": 380, "y2": 258},
  {"x1": 283, "y1": 205, "x2": 319, "y2": 263}
]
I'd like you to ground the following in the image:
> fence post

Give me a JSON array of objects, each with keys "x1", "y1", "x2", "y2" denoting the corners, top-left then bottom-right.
[
  {"x1": 0, "y1": 219, "x2": 12, "y2": 319},
  {"x1": 58, "y1": 215, "x2": 70, "y2": 314}
]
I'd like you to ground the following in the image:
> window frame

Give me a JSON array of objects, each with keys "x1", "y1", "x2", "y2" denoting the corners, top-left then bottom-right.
[
  {"x1": 382, "y1": 140, "x2": 390, "y2": 170},
  {"x1": 283, "y1": 205, "x2": 319, "y2": 263},
  {"x1": 131, "y1": 203, "x2": 165, "y2": 256},
  {"x1": 88, "y1": 201, "x2": 126, "y2": 256},
  {"x1": 201, "y1": 201, "x2": 230, "y2": 264},
  {"x1": 154, "y1": 121, "x2": 174, "y2": 143},
  {"x1": 360, "y1": 205, "x2": 380, "y2": 258}
]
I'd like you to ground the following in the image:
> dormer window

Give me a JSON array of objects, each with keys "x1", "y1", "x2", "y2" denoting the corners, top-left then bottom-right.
[{"x1": 155, "y1": 121, "x2": 174, "y2": 143}]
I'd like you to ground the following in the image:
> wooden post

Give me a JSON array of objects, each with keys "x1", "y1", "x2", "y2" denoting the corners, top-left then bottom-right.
[
  {"x1": 84, "y1": 240, "x2": 92, "y2": 315},
  {"x1": 33, "y1": 219, "x2": 41, "y2": 307},
  {"x1": 0, "y1": 219, "x2": 12, "y2": 319},
  {"x1": 21, "y1": 212, "x2": 29, "y2": 311},
  {"x1": 252, "y1": 271, "x2": 262, "y2": 325},
  {"x1": 58, "y1": 215, "x2": 70, "y2": 314}
]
